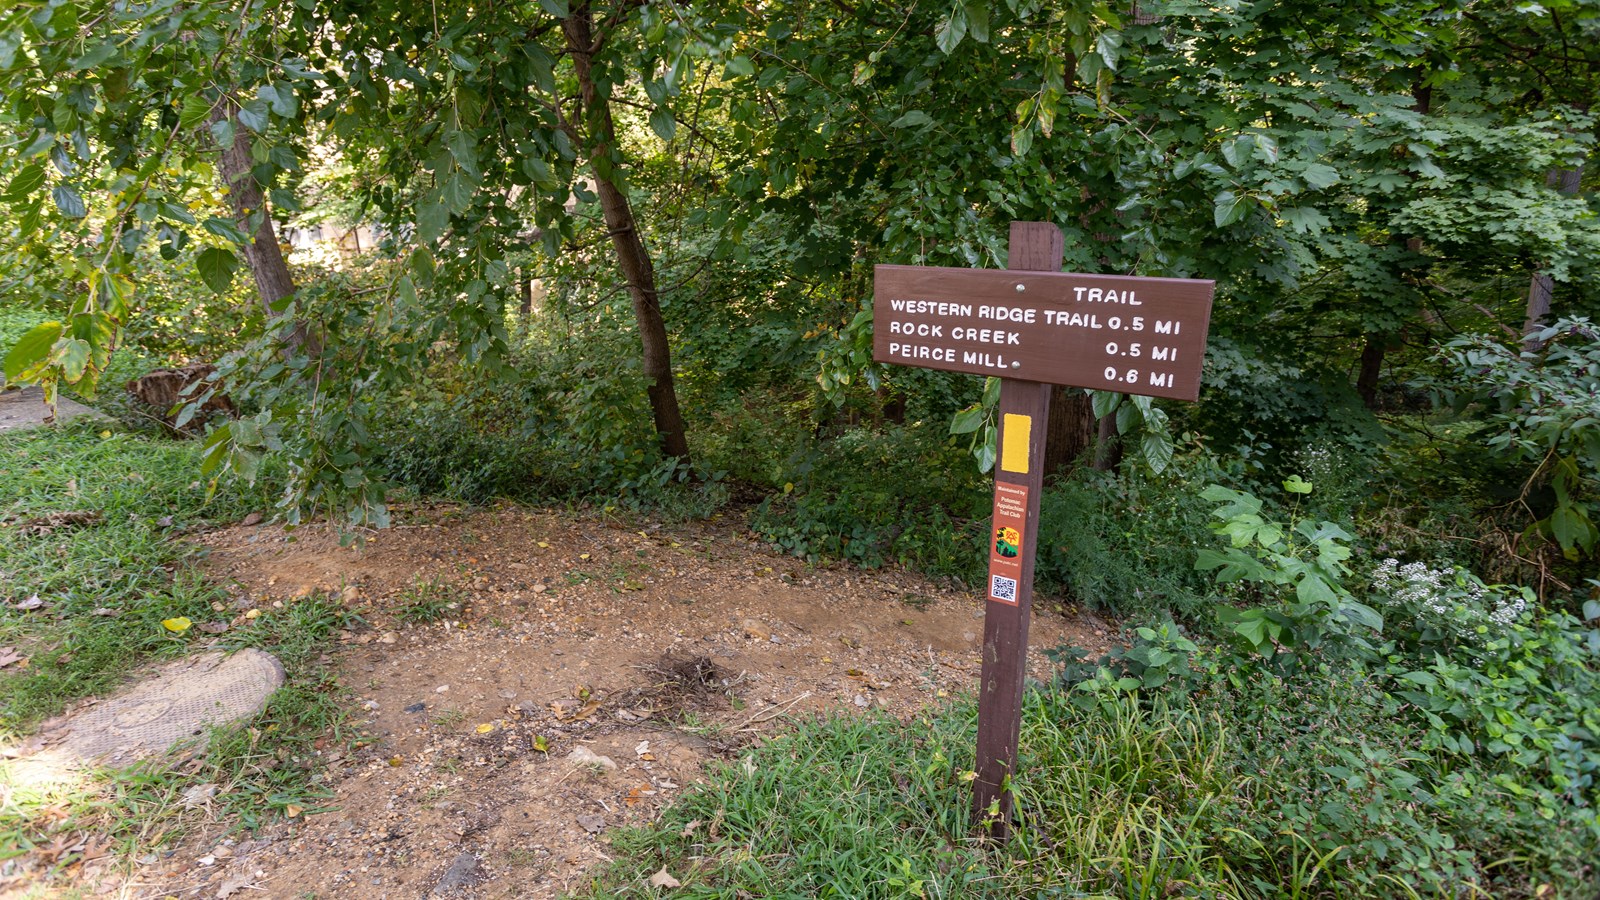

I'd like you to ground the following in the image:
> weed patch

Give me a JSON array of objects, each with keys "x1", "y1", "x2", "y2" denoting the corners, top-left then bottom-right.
[{"x1": 0, "y1": 424, "x2": 354, "y2": 886}]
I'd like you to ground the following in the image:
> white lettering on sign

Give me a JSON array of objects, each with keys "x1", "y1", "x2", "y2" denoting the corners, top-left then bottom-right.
[
  {"x1": 1072, "y1": 286, "x2": 1142, "y2": 305},
  {"x1": 950, "y1": 327, "x2": 1021, "y2": 345},
  {"x1": 889, "y1": 299, "x2": 973, "y2": 317},
  {"x1": 889, "y1": 320, "x2": 944, "y2": 338},
  {"x1": 888, "y1": 343, "x2": 956, "y2": 362},
  {"x1": 1041, "y1": 311, "x2": 1115, "y2": 329},
  {"x1": 962, "y1": 351, "x2": 1014, "y2": 367},
  {"x1": 1151, "y1": 346, "x2": 1173, "y2": 361},
  {"x1": 1154, "y1": 320, "x2": 1180, "y2": 335},
  {"x1": 977, "y1": 306, "x2": 1037, "y2": 324}
]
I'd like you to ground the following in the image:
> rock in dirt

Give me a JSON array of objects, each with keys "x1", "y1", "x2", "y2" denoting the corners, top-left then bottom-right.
[
  {"x1": 567, "y1": 746, "x2": 618, "y2": 771},
  {"x1": 431, "y1": 851, "x2": 482, "y2": 896},
  {"x1": 577, "y1": 814, "x2": 607, "y2": 835}
]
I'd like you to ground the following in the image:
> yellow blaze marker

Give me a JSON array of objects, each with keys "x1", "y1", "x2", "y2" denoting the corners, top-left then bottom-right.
[{"x1": 1000, "y1": 414, "x2": 1032, "y2": 474}]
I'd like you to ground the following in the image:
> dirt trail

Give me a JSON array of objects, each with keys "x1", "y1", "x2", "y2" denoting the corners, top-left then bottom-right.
[{"x1": 89, "y1": 503, "x2": 1110, "y2": 898}]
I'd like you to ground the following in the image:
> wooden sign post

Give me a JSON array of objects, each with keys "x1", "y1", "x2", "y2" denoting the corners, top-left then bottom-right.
[{"x1": 872, "y1": 222, "x2": 1214, "y2": 838}]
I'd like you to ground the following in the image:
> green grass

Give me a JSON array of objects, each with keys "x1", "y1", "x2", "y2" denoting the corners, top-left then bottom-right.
[
  {"x1": 0, "y1": 422, "x2": 356, "y2": 880},
  {"x1": 0, "y1": 422, "x2": 274, "y2": 729},
  {"x1": 394, "y1": 575, "x2": 462, "y2": 624},
  {"x1": 589, "y1": 708, "x2": 1001, "y2": 899},
  {"x1": 586, "y1": 683, "x2": 1599, "y2": 899}
]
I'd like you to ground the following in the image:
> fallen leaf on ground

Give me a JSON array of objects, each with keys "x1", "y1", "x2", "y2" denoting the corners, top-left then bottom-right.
[
  {"x1": 181, "y1": 783, "x2": 218, "y2": 809},
  {"x1": 475, "y1": 723, "x2": 495, "y2": 734},
  {"x1": 197, "y1": 622, "x2": 229, "y2": 634},
  {"x1": 15, "y1": 595, "x2": 44, "y2": 611},
  {"x1": 0, "y1": 647, "x2": 27, "y2": 668},
  {"x1": 648, "y1": 868, "x2": 681, "y2": 889},
  {"x1": 532, "y1": 734, "x2": 549, "y2": 753},
  {"x1": 162, "y1": 617, "x2": 192, "y2": 633},
  {"x1": 216, "y1": 872, "x2": 259, "y2": 898}
]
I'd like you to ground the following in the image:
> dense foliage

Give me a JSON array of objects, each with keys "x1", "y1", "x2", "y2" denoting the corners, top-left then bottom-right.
[{"x1": 3, "y1": 0, "x2": 1599, "y2": 895}]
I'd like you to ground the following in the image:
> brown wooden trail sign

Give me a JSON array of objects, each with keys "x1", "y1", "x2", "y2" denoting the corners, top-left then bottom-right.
[{"x1": 872, "y1": 222, "x2": 1214, "y2": 838}]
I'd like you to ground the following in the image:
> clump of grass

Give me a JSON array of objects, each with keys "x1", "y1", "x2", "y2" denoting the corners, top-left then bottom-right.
[
  {"x1": 0, "y1": 423, "x2": 354, "y2": 884},
  {"x1": 0, "y1": 422, "x2": 276, "y2": 731},
  {"x1": 591, "y1": 708, "x2": 1000, "y2": 898},
  {"x1": 394, "y1": 575, "x2": 461, "y2": 624}
]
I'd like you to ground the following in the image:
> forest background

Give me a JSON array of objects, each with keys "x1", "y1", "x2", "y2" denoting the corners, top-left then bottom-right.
[{"x1": 2, "y1": 0, "x2": 1600, "y2": 896}]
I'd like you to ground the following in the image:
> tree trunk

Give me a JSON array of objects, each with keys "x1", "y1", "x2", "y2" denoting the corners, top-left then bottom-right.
[
  {"x1": 1524, "y1": 164, "x2": 1584, "y2": 352},
  {"x1": 520, "y1": 269, "x2": 536, "y2": 316},
  {"x1": 1356, "y1": 82, "x2": 1432, "y2": 410},
  {"x1": 1356, "y1": 333, "x2": 1387, "y2": 409},
  {"x1": 212, "y1": 106, "x2": 317, "y2": 355},
  {"x1": 1042, "y1": 387, "x2": 1094, "y2": 477},
  {"x1": 563, "y1": 8, "x2": 691, "y2": 464},
  {"x1": 1093, "y1": 412, "x2": 1123, "y2": 471}
]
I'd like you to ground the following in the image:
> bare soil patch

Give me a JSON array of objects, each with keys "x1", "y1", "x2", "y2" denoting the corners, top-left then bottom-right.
[{"x1": 77, "y1": 503, "x2": 1111, "y2": 898}]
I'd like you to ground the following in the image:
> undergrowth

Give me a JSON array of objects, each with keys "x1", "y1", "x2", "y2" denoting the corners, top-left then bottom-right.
[{"x1": 0, "y1": 423, "x2": 357, "y2": 879}]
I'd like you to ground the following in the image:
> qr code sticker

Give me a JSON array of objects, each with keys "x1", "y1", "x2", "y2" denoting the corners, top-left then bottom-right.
[{"x1": 990, "y1": 575, "x2": 1018, "y2": 603}]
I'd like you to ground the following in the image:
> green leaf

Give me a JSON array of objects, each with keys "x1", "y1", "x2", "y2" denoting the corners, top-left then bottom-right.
[
  {"x1": 2, "y1": 164, "x2": 46, "y2": 202},
  {"x1": 1283, "y1": 474, "x2": 1313, "y2": 494},
  {"x1": 724, "y1": 55, "x2": 755, "y2": 78},
  {"x1": 1549, "y1": 504, "x2": 1595, "y2": 553},
  {"x1": 52, "y1": 185, "x2": 86, "y2": 218},
  {"x1": 537, "y1": 0, "x2": 569, "y2": 16},
  {"x1": 1213, "y1": 190, "x2": 1249, "y2": 227},
  {"x1": 949, "y1": 405, "x2": 985, "y2": 434},
  {"x1": 4, "y1": 321, "x2": 64, "y2": 380},
  {"x1": 236, "y1": 100, "x2": 269, "y2": 134},
  {"x1": 981, "y1": 375, "x2": 1001, "y2": 408},
  {"x1": 973, "y1": 424, "x2": 996, "y2": 473},
  {"x1": 890, "y1": 110, "x2": 933, "y2": 129},
  {"x1": 1232, "y1": 616, "x2": 1270, "y2": 651},
  {"x1": 440, "y1": 172, "x2": 473, "y2": 215},
  {"x1": 1341, "y1": 600, "x2": 1383, "y2": 631},
  {"x1": 1301, "y1": 163, "x2": 1340, "y2": 190},
  {"x1": 210, "y1": 116, "x2": 236, "y2": 151},
  {"x1": 1095, "y1": 31, "x2": 1122, "y2": 71},
  {"x1": 649, "y1": 106, "x2": 676, "y2": 141},
  {"x1": 70, "y1": 40, "x2": 117, "y2": 69},
  {"x1": 1295, "y1": 573, "x2": 1337, "y2": 606},
  {"x1": 1011, "y1": 125, "x2": 1034, "y2": 158},
  {"x1": 57, "y1": 337, "x2": 90, "y2": 381},
  {"x1": 179, "y1": 94, "x2": 214, "y2": 128},
  {"x1": 1115, "y1": 401, "x2": 1139, "y2": 434},
  {"x1": 1091, "y1": 389, "x2": 1120, "y2": 419},
  {"x1": 1399, "y1": 671, "x2": 1438, "y2": 688},
  {"x1": 935, "y1": 5, "x2": 967, "y2": 54},
  {"x1": 196, "y1": 247, "x2": 239, "y2": 293},
  {"x1": 201, "y1": 217, "x2": 246, "y2": 243},
  {"x1": 964, "y1": 1, "x2": 990, "y2": 42},
  {"x1": 1142, "y1": 429, "x2": 1173, "y2": 474},
  {"x1": 416, "y1": 192, "x2": 448, "y2": 243}
]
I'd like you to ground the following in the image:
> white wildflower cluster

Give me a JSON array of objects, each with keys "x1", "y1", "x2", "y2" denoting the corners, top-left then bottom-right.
[
  {"x1": 1371, "y1": 558, "x2": 1525, "y2": 641},
  {"x1": 1487, "y1": 591, "x2": 1528, "y2": 628},
  {"x1": 1293, "y1": 446, "x2": 1337, "y2": 482}
]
